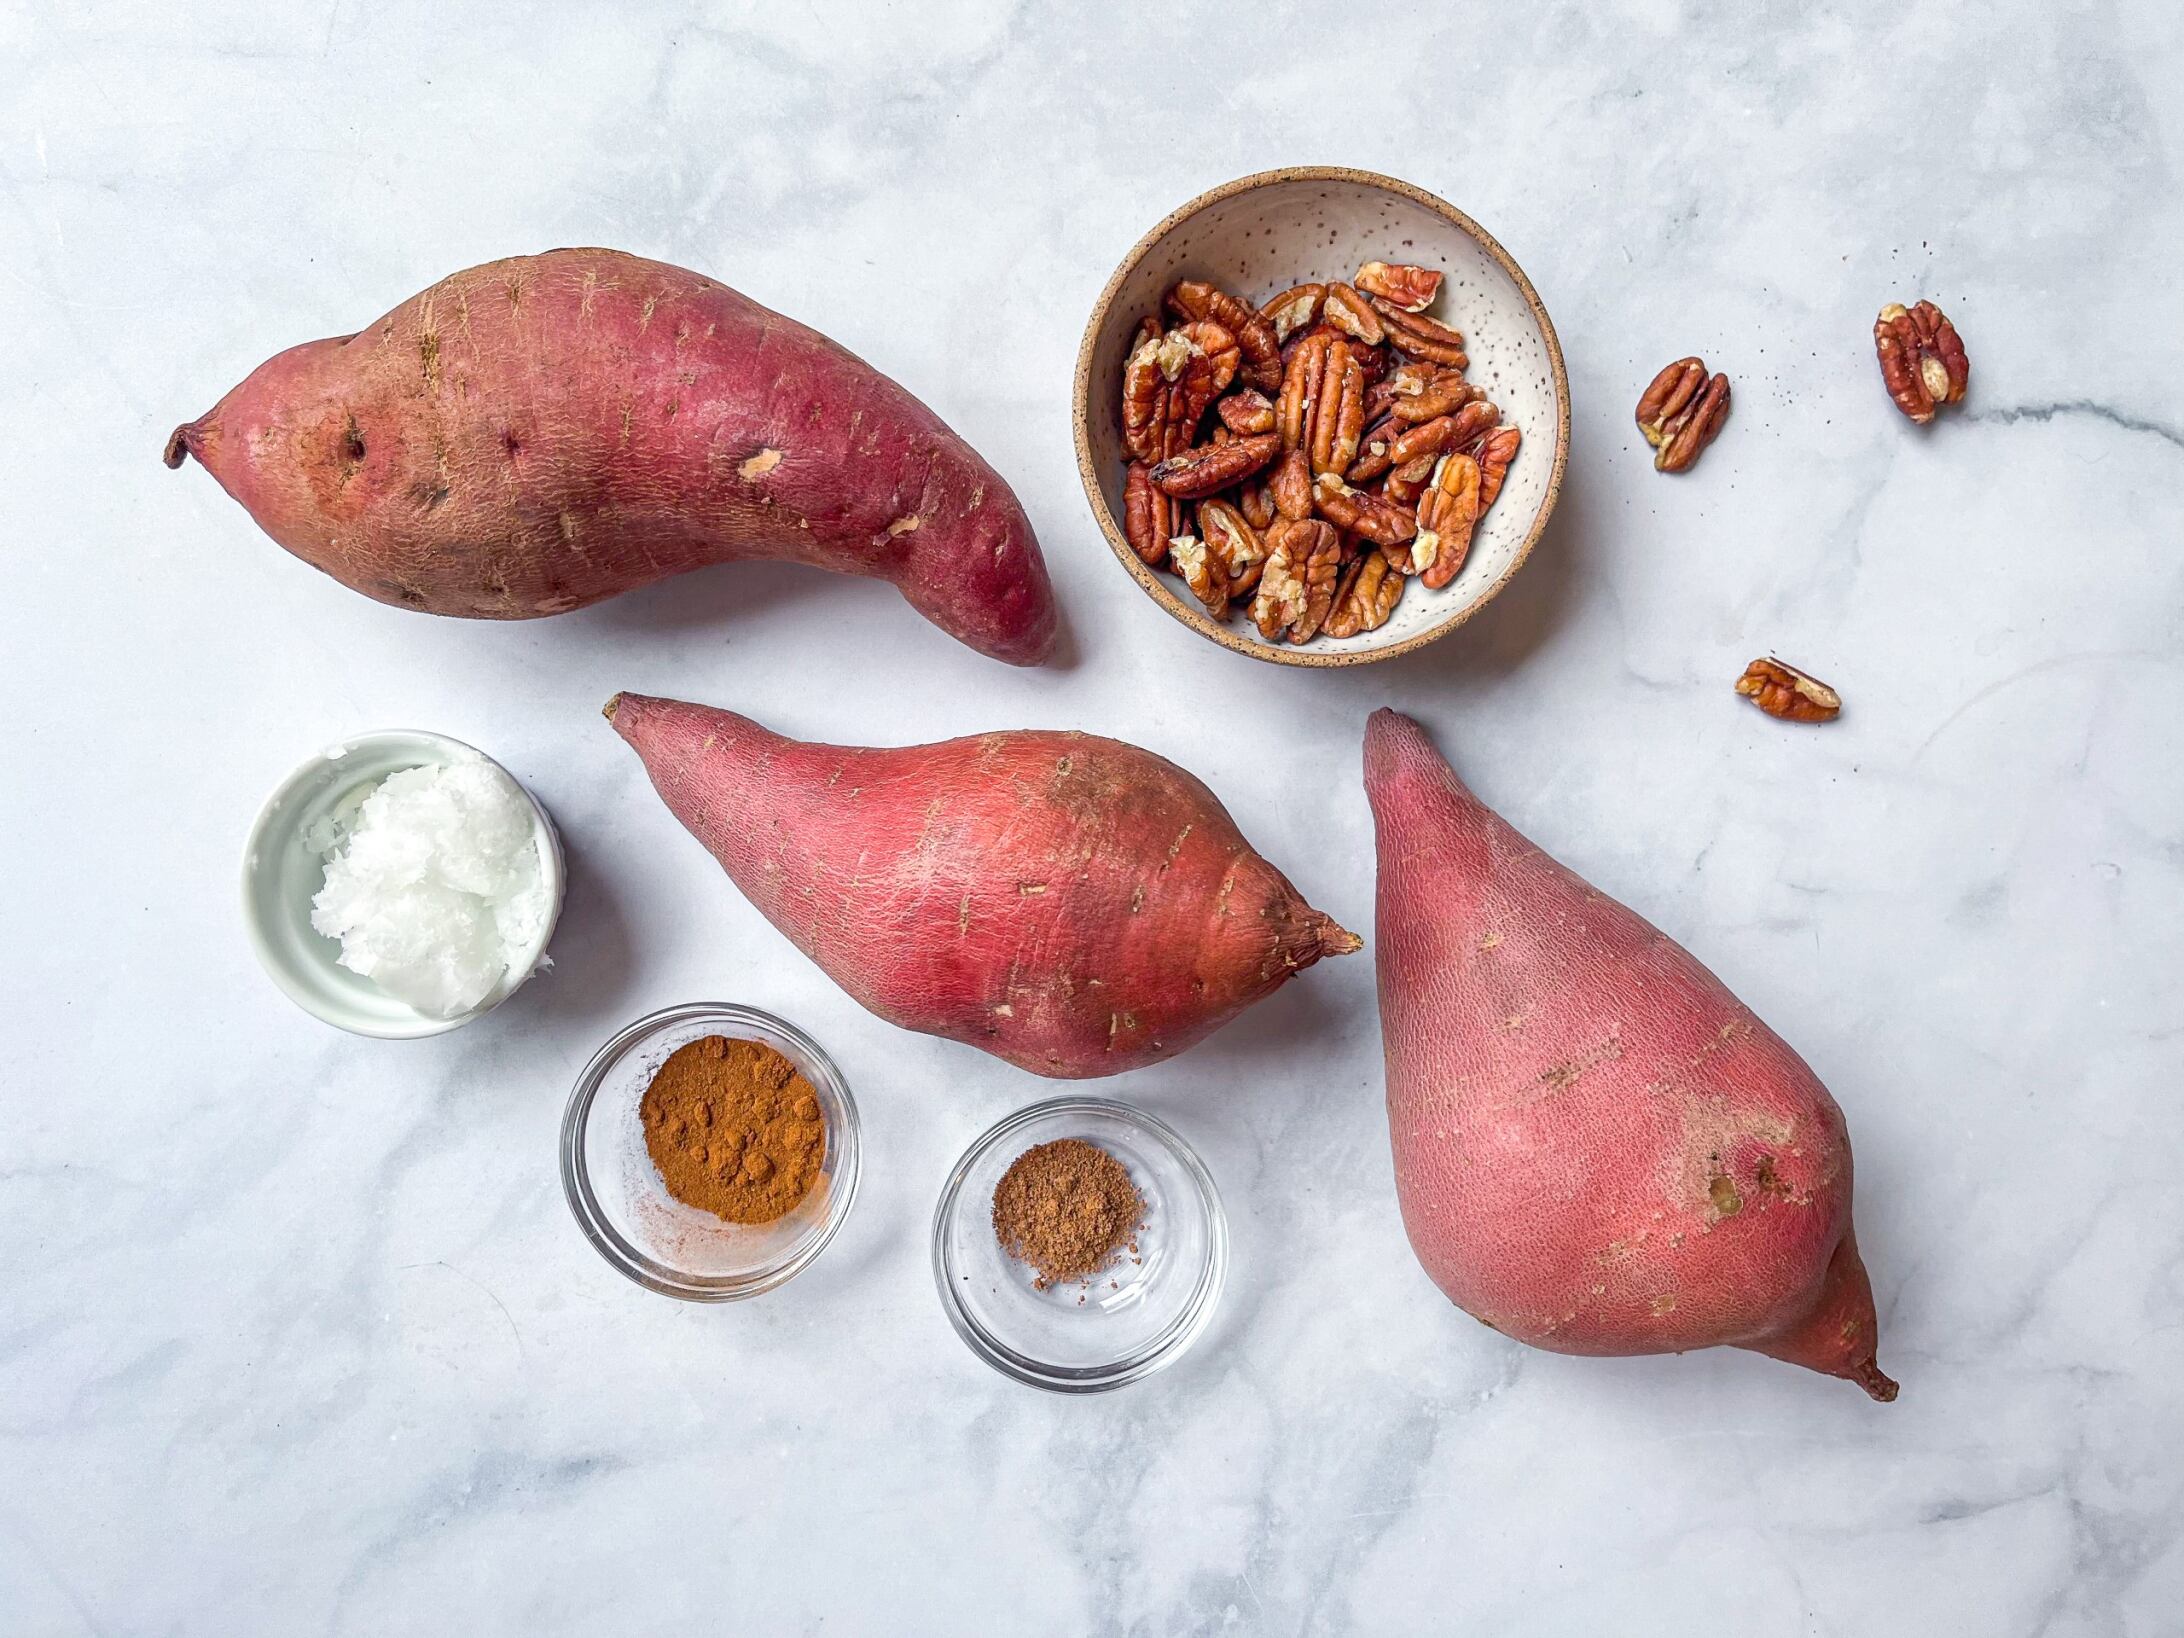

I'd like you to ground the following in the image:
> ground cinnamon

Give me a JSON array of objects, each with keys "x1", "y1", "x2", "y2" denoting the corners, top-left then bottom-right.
[
  {"x1": 991, "y1": 1138, "x2": 1144, "y2": 1290},
  {"x1": 640, "y1": 1035, "x2": 825, "y2": 1224}
]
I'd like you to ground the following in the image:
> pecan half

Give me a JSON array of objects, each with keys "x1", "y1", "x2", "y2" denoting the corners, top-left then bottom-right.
[
  {"x1": 1383, "y1": 458, "x2": 1433, "y2": 508},
  {"x1": 1414, "y1": 453, "x2": 1481, "y2": 589},
  {"x1": 1269, "y1": 446, "x2": 1313, "y2": 520},
  {"x1": 1168, "y1": 533, "x2": 1230, "y2": 619},
  {"x1": 1123, "y1": 462, "x2": 1177, "y2": 565},
  {"x1": 1322, "y1": 283, "x2": 1387, "y2": 346},
  {"x1": 1312, "y1": 472, "x2": 1417, "y2": 548},
  {"x1": 1168, "y1": 322, "x2": 1241, "y2": 434},
  {"x1": 1383, "y1": 361, "x2": 1475, "y2": 423},
  {"x1": 1355, "y1": 261, "x2": 1443, "y2": 313},
  {"x1": 1346, "y1": 413, "x2": 1402, "y2": 483},
  {"x1": 1874, "y1": 301, "x2": 1968, "y2": 424},
  {"x1": 1324, "y1": 549, "x2": 1405, "y2": 638},
  {"x1": 1252, "y1": 518, "x2": 1340, "y2": 643},
  {"x1": 1121, "y1": 335, "x2": 1168, "y2": 462},
  {"x1": 1636, "y1": 357, "x2": 1730, "y2": 472},
  {"x1": 1260, "y1": 282, "x2": 1325, "y2": 344},
  {"x1": 1217, "y1": 389, "x2": 1277, "y2": 437},
  {"x1": 1197, "y1": 497, "x2": 1268, "y2": 595},
  {"x1": 1309, "y1": 340, "x2": 1367, "y2": 477},
  {"x1": 1472, "y1": 425, "x2": 1521, "y2": 510},
  {"x1": 1277, "y1": 331, "x2": 1335, "y2": 451},
  {"x1": 1388, "y1": 412, "x2": 1464, "y2": 468},
  {"x1": 1238, "y1": 479, "x2": 1276, "y2": 532},
  {"x1": 1370, "y1": 297, "x2": 1467, "y2": 367},
  {"x1": 1168, "y1": 279, "x2": 1283, "y2": 393},
  {"x1": 1736, "y1": 658, "x2": 1841, "y2": 722},
  {"x1": 1149, "y1": 431, "x2": 1280, "y2": 498}
]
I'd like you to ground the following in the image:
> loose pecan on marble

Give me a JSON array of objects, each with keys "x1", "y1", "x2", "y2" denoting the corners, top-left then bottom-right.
[
  {"x1": 1874, "y1": 300, "x2": 1968, "y2": 424},
  {"x1": 1635, "y1": 357, "x2": 1730, "y2": 473},
  {"x1": 1736, "y1": 658, "x2": 1841, "y2": 722}
]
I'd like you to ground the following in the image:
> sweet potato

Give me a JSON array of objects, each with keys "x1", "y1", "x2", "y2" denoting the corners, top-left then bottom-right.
[
  {"x1": 607, "y1": 693, "x2": 1359, "y2": 1077},
  {"x1": 165, "y1": 249, "x2": 1057, "y2": 665},
  {"x1": 1365, "y1": 710, "x2": 1895, "y2": 1399}
]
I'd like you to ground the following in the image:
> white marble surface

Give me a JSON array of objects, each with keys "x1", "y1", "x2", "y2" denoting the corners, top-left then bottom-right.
[{"x1": 5, "y1": 1, "x2": 2181, "y2": 1631}]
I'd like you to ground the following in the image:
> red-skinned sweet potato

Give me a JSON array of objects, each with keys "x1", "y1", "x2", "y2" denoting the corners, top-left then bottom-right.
[
  {"x1": 1366, "y1": 710, "x2": 1895, "y2": 1398},
  {"x1": 607, "y1": 693, "x2": 1359, "y2": 1077},
  {"x1": 165, "y1": 249, "x2": 1057, "y2": 665}
]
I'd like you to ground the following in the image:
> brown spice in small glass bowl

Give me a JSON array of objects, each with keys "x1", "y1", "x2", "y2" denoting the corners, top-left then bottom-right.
[
  {"x1": 991, "y1": 1137, "x2": 1146, "y2": 1290},
  {"x1": 639, "y1": 1035, "x2": 825, "y2": 1224}
]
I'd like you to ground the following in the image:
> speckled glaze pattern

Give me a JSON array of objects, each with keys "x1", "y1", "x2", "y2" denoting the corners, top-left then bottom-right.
[{"x1": 1075, "y1": 168, "x2": 1570, "y2": 667}]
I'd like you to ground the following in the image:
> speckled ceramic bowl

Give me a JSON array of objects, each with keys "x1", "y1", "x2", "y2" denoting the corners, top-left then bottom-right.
[{"x1": 1075, "y1": 167, "x2": 1570, "y2": 666}]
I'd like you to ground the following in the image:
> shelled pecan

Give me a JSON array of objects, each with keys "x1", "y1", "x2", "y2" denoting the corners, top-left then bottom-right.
[
  {"x1": 1324, "y1": 549, "x2": 1405, "y2": 638},
  {"x1": 1355, "y1": 261, "x2": 1443, "y2": 313},
  {"x1": 1736, "y1": 658, "x2": 1841, "y2": 722},
  {"x1": 1371, "y1": 299, "x2": 1467, "y2": 368},
  {"x1": 1277, "y1": 331, "x2": 1334, "y2": 452},
  {"x1": 1381, "y1": 361, "x2": 1474, "y2": 424},
  {"x1": 1149, "y1": 431, "x2": 1280, "y2": 498},
  {"x1": 1197, "y1": 498, "x2": 1268, "y2": 596},
  {"x1": 1217, "y1": 389, "x2": 1277, "y2": 436},
  {"x1": 1322, "y1": 283, "x2": 1387, "y2": 346},
  {"x1": 1313, "y1": 472, "x2": 1417, "y2": 548},
  {"x1": 1414, "y1": 453, "x2": 1481, "y2": 589},
  {"x1": 1308, "y1": 341, "x2": 1366, "y2": 477},
  {"x1": 1168, "y1": 533, "x2": 1230, "y2": 618},
  {"x1": 1123, "y1": 462, "x2": 1177, "y2": 565},
  {"x1": 1472, "y1": 426, "x2": 1522, "y2": 509},
  {"x1": 1260, "y1": 283, "x2": 1325, "y2": 344},
  {"x1": 1269, "y1": 447, "x2": 1314, "y2": 520},
  {"x1": 1874, "y1": 300, "x2": 1968, "y2": 424},
  {"x1": 1251, "y1": 518, "x2": 1340, "y2": 643},
  {"x1": 1168, "y1": 280, "x2": 1283, "y2": 393},
  {"x1": 1635, "y1": 358, "x2": 1730, "y2": 473},
  {"x1": 1167, "y1": 322, "x2": 1240, "y2": 432}
]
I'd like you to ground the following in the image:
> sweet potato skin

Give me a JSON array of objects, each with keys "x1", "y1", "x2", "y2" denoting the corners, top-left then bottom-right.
[
  {"x1": 1365, "y1": 710, "x2": 1893, "y2": 1398},
  {"x1": 165, "y1": 249, "x2": 1056, "y2": 665},
  {"x1": 608, "y1": 693, "x2": 1359, "y2": 1077}
]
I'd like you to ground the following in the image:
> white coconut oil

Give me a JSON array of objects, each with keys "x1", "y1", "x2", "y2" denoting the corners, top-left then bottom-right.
[{"x1": 306, "y1": 758, "x2": 550, "y2": 1018}]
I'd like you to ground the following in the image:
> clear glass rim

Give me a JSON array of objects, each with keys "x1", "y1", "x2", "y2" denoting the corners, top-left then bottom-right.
[
  {"x1": 930, "y1": 1096, "x2": 1228, "y2": 1393},
  {"x1": 560, "y1": 1002, "x2": 861, "y2": 1302}
]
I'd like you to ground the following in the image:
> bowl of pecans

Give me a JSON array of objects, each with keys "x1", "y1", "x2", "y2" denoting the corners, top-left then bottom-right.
[{"x1": 1074, "y1": 168, "x2": 1570, "y2": 665}]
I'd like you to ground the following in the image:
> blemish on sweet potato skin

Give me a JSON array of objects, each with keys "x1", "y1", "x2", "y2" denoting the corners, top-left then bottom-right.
[{"x1": 164, "y1": 249, "x2": 1057, "y2": 664}]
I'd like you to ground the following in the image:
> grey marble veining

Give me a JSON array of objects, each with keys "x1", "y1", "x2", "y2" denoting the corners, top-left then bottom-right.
[{"x1": 3, "y1": 1, "x2": 2180, "y2": 1632}]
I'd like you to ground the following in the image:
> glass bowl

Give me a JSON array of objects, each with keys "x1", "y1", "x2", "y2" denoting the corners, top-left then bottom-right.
[
  {"x1": 561, "y1": 1003, "x2": 860, "y2": 1300},
  {"x1": 932, "y1": 1097, "x2": 1227, "y2": 1392}
]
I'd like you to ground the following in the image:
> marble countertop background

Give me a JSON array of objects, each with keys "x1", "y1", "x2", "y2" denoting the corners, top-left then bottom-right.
[{"x1": 5, "y1": 1, "x2": 2180, "y2": 1632}]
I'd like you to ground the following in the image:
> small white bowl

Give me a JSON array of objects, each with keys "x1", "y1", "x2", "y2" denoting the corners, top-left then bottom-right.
[
  {"x1": 1074, "y1": 167, "x2": 1571, "y2": 667},
  {"x1": 241, "y1": 730, "x2": 565, "y2": 1038}
]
